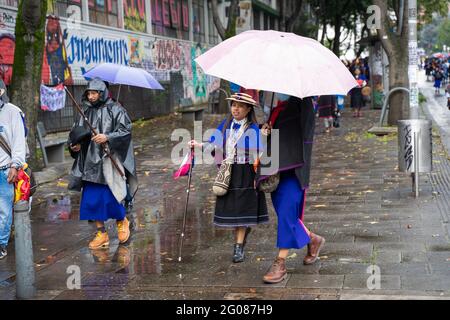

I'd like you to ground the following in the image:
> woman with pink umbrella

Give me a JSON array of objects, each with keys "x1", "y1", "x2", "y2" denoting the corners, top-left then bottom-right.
[{"x1": 195, "y1": 30, "x2": 356, "y2": 282}]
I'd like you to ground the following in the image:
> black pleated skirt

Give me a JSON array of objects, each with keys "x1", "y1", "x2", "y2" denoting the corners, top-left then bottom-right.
[{"x1": 214, "y1": 163, "x2": 269, "y2": 227}]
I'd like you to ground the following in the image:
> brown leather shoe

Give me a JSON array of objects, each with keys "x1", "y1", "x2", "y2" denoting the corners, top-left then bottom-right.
[
  {"x1": 263, "y1": 257, "x2": 287, "y2": 284},
  {"x1": 303, "y1": 233, "x2": 325, "y2": 265},
  {"x1": 117, "y1": 217, "x2": 130, "y2": 244}
]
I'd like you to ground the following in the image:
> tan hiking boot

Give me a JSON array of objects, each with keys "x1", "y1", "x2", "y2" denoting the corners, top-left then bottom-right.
[
  {"x1": 117, "y1": 218, "x2": 130, "y2": 244},
  {"x1": 263, "y1": 257, "x2": 287, "y2": 284},
  {"x1": 303, "y1": 233, "x2": 325, "y2": 265},
  {"x1": 89, "y1": 231, "x2": 109, "y2": 249}
]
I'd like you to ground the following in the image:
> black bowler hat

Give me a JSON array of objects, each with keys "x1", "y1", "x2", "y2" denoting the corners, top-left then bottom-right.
[{"x1": 69, "y1": 126, "x2": 92, "y2": 145}]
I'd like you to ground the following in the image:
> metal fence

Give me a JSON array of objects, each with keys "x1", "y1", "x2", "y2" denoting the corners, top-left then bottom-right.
[{"x1": 38, "y1": 81, "x2": 172, "y2": 133}]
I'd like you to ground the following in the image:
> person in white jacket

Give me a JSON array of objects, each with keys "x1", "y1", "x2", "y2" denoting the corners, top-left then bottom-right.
[{"x1": 0, "y1": 79, "x2": 26, "y2": 260}]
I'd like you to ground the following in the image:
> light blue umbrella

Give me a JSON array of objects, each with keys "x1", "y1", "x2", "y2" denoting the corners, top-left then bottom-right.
[{"x1": 83, "y1": 63, "x2": 164, "y2": 99}]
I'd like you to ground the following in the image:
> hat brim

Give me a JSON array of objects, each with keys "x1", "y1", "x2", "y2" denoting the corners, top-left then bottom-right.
[{"x1": 226, "y1": 97, "x2": 259, "y2": 107}]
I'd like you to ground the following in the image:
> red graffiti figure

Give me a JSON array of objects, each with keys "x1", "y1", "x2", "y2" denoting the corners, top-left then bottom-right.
[
  {"x1": 42, "y1": 16, "x2": 73, "y2": 85},
  {"x1": 0, "y1": 34, "x2": 15, "y2": 85}
]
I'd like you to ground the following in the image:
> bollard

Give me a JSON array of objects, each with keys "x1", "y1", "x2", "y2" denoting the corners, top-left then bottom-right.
[{"x1": 14, "y1": 200, "x2": 36, "y2": 299}]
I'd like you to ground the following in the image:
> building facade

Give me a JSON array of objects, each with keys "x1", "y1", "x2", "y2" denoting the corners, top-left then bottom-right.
[{"x1": 0, "y1": 0, "x2": 285, "y2": 132}]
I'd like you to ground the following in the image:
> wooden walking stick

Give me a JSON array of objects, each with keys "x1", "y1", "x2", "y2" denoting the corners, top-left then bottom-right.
[
  {"x1": 64, "y1": 86, "x2": 126, "y2": 178},
  {"x1": 178, "y1": 146, "x2": 195, "y2": 262}
]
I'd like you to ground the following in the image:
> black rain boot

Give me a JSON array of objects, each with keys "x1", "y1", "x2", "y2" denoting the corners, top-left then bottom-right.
[{"x1": 232, "y1": 244, "x2": 245, "y2": 263}]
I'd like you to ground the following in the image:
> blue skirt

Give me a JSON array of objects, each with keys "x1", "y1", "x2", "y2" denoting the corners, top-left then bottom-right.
[
  {"x1": 271, "y1": 171, "x2": 311, "y2": 249},
  {"x1": 80, "y1": 182, "x2": 126, "y2": 221},
  {"x1": 434, "y1": 79, "x2": 442, "y2": 88}
]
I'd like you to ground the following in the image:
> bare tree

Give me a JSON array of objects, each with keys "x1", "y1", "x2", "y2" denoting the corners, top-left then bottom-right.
[{"x1": 10, "y1": 0, "x2": 48, "y2": 168}]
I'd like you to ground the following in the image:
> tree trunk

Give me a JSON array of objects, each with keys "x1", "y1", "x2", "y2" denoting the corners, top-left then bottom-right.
[
  {"x1": 210, "y1": 0, "x2": 239, "y2": 114},
  {"x1": 332, "y1": 17, "x2": 341, "y2": 56},
  {"x1": 320, "y1": 21, "x2": 327, "y2": 45},
  {"x1": 10, "y1": 0, "x2": 48, "y2": 169},
  {"x1": 387, "y1": 51, "x2": 409, "y2": 124},
  {"x1": 286, "y1": 0, "x2": 303, "y2": 33}
]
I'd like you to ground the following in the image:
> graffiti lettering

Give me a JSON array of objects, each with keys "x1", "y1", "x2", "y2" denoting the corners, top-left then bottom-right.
[
  {"x1": 162, "y1": 0, "x2": 170, "y2": 27},
  {"x1": 0, "y1": 11, "x2": 16, "y2": 28},
  {"x1": 154, "y1": 39, "x2": 181, "y2": 71},
  {"x1": 67, "y1": 35, "x2": 129, "y2": 66},
  {"x1": 152, "y1": 0, "x2": 189, "y2": 31},
  {"x1": 403, "y1": 125, "x2": 413, "y2": 171}
]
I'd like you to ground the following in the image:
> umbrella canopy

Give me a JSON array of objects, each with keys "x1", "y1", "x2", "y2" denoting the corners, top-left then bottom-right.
[
  {"x1": 195, "y1": 30, "x2": 357, "y2": 99},
  {"x1": 83, "y1": 63, "x2": 164, "y2": 90},
  {"x1": 432, "y1": 52, "x2": 444, "y2": 59}
]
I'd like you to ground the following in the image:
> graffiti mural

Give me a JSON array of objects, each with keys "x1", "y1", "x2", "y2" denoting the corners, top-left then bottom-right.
[
  {"x1": 191, "y1": 43, "x2": 206, "y2": 98},
  {"x1": 153, "y1": 39, "x2": 182, "y2": 71},
  {"x1": 43, "y1": 16, "x2": 73, "y2": 85},
  {"x1": 0, "y1": 5, "x2": 218, "y2": 104},
  {"x1": 129, "y1": 37, "x2": 143, "y2": 67},
  {"x1": 124, "y1": 0, "x2": 147, "y2": 33},
  {"x1": 0, "y1": 33, "x2": 14, "y2": 85}
]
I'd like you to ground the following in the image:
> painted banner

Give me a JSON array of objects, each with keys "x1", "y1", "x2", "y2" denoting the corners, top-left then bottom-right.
[{"x1": 40, "y1": 83, "x2": 66, "y2": 111}]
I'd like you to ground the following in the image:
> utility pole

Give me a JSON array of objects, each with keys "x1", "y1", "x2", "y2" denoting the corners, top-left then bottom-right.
[{"x1": 408, "y1": 0, "x2": 419, "y2": 119}]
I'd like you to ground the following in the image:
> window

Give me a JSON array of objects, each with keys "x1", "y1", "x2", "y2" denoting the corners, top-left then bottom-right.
[
  {"x1": 0, "y1": 0, "x2": 17, "y2": 7},
  {"x1": 54, "y1": 0, "x2": 83, "y2": 19},
  {"x1": 208, "y1": 1, "x2": 219, "y2": 45},
  {"x1": 152, "y1": 0, "x2": 189, "y2": 41},
  {"x1": 192, "y1": 0, "x2": 205, "y2": 43},
  {"x1": 123, "y1": 0, "x2": 147, "y2": 32},
  {"x1": 253, "y1": 9, "x2": 260, "y2": 30},
  {"x1": 88, "y1": 0, "x2": 119, "y2": 28}
]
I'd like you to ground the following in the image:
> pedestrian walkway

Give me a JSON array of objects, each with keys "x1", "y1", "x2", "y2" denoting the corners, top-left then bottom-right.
[{"x1": 0, "y1": 103, "x2": 449, "y2": 300}]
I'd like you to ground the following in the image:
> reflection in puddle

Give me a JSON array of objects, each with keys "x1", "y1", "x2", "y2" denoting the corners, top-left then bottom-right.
[{"x1": 33, "y1": 194, "x2": 80, "y2": 222}]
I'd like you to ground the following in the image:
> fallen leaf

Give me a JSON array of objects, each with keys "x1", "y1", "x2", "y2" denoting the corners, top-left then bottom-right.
[{"x1": 287, "y1": 253, "x2": 297, "y2": 259}]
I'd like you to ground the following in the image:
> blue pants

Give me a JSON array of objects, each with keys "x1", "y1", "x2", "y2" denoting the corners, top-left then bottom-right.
[
  {"x1": 271, "y1": 172, "x2": 311, "y2": 249},
  {"x1": 0, "y1": 169, "x2": 14, "y2": 247}
]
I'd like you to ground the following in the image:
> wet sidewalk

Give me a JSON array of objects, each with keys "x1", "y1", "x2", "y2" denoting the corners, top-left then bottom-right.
[{"x1": 1, "y1": 104, "x2": 449, "y2": 300}]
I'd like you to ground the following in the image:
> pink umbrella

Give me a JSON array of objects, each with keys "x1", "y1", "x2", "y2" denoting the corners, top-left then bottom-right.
[{"x1": 195, "y1": 30, "x2": 357, "y2": 98}]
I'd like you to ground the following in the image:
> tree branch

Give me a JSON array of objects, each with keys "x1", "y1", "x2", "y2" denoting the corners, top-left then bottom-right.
[
  {"x1": 286, "y1": 0, "x2": 303, "y2": 32},
  {"x1": 225, "y1": 0, "x2": 239, "y2": 37},
  {"x1": 210, "y1": 0, "x2": 226, "y2": 40},
  {"x1": 373, "y1": 0, "x2": 395, "y2": 57}
]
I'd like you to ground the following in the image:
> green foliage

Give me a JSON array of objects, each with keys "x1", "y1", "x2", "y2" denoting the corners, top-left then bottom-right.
[
  {"x1": 437, "y1": 18, "x2": 450, "y2": 49},
  {"x1": 418, "y1": 0, "x2": 449, "y2": 24},
  {"x1": 419, "y1": 15, "x2": 445, "y2": 53},
  {"x1": 419, "y1": 92, "x2": 427, "y2": 105}
]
